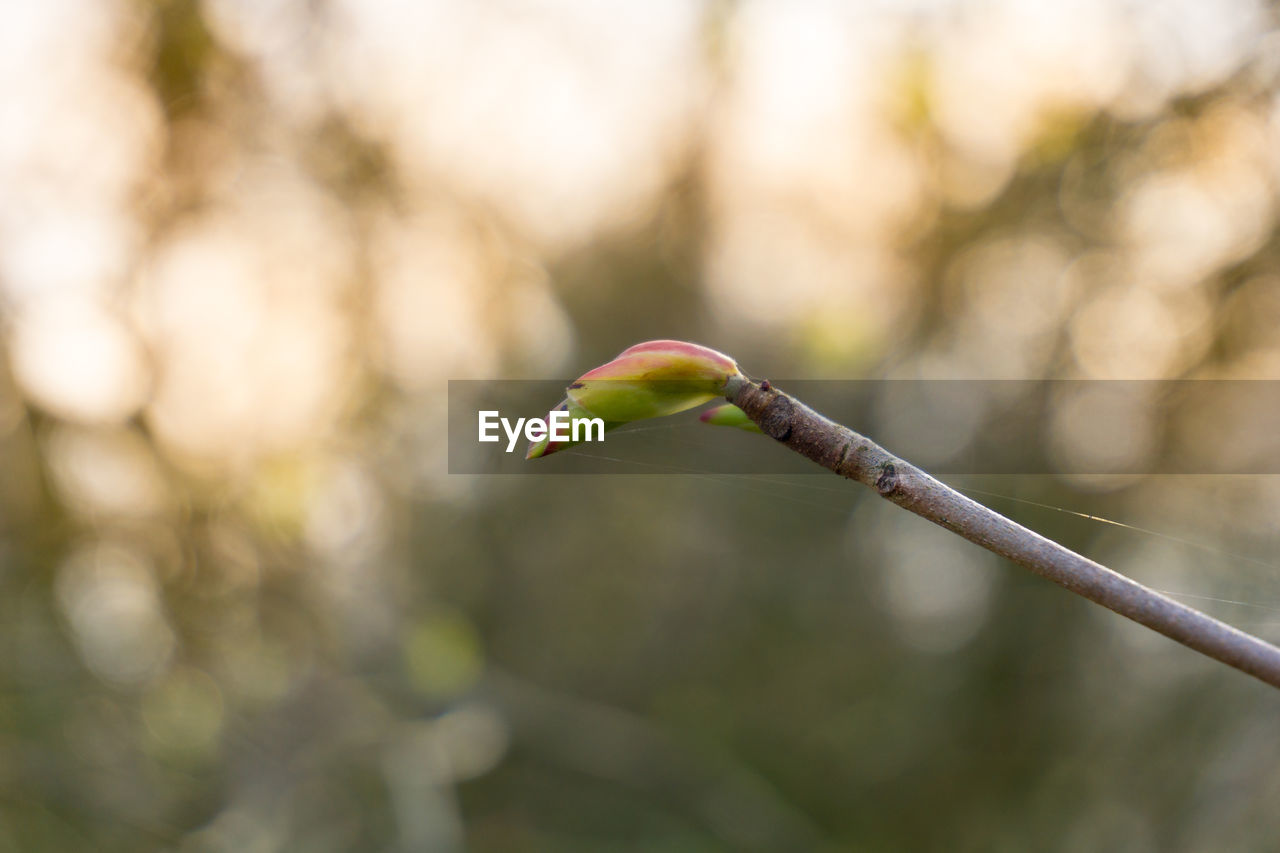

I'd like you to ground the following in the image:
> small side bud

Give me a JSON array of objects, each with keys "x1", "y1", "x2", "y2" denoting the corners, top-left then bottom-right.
[{"x1": 698, "y1": 403, "x2": 763, "y2": 433}]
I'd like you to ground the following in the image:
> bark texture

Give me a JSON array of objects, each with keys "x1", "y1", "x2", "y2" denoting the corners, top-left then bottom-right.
[{"x1": 730, "y1": 379, "x2": 1280, "y2": 690}]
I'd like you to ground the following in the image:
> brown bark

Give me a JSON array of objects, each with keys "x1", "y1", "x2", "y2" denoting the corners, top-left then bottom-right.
[{"x1": 729, "y1": 378, "x2": 1280, "y2": 690}]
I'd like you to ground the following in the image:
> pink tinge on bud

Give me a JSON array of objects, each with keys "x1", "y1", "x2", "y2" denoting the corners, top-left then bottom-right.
[
  {"x1": 575, "y1": 340, "x2": 740, "y2": 385},
  {"x1": 616, "y1": 339, "x2": 740, "y2": 370}
]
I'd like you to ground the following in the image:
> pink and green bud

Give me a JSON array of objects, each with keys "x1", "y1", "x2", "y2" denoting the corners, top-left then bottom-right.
[
  {"x1": 566, "y1": 340, "x2": 743, "y2": 422},
  {"x1": 528, "y1": 340, "x2": 745, "y2": 459},
  {"x1": 699, "y1": 402, "x2": 763, "y2": 433}
]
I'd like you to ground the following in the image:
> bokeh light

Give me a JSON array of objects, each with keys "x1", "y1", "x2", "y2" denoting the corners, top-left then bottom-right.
[{"x1": 3, "y1": 0, "x2": 1280, "y2": 849}]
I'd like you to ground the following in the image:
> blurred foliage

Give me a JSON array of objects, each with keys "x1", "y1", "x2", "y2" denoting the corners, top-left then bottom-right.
[{"x1": 2, "y1": 1, "x2": 1280, "y2": 851}]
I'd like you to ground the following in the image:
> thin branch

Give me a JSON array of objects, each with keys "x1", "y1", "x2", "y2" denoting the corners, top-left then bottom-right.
[{"x1": 728, "y1": 377, "x2": 1280, "y2": 690}]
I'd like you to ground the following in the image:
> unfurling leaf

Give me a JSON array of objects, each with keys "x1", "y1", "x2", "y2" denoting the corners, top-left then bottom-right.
[{"x1": 524, "y1": 395, "x2": 624, "y2": 460}]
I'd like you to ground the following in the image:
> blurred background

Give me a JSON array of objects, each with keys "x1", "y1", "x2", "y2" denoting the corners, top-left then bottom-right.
[{"x1": 3, "y1": 0, "x2": 1280, "y2": 850}]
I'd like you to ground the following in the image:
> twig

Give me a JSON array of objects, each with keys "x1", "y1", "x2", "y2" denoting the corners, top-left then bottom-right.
[{"x1": 727, "y1": 377, "x2": 1280, "y2": 690}]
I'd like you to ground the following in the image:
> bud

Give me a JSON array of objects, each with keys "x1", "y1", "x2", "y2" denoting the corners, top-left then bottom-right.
[
  {"x1": 566, "y1": 340, "x2": 743, "y2": 421},
  {"x1": 527, "y1": 340, "x2": 744, "y2": 459},
  {"x1": 698, "y1": 402, "x2": 763, "y2": 433}
]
